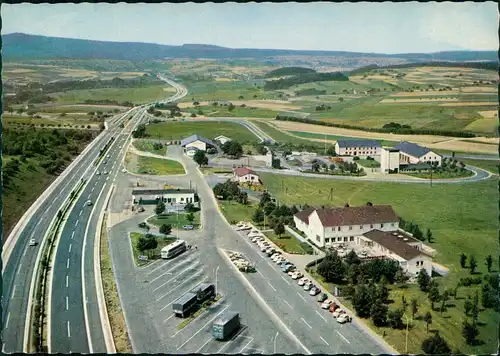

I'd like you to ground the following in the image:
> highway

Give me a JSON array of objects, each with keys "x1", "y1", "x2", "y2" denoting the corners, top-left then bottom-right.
[{"x1": 1, "y1": 109, "x2": 135, "y2": 354}]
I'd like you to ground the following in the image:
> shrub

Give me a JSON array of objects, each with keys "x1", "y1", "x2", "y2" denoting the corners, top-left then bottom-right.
[
  {"x1": 353, "y1": 156, "x2": 360, "y2": 161},
  {"x1": 299, "y1": 242, "x2": 314, "y2": 254}
]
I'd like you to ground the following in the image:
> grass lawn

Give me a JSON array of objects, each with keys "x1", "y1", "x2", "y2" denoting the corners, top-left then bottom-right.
[
  {"x1": 404, "y1": 169, "x2": 474, "y2": 179},
  {"x1": 264, "y1": 231, "x2": 313, "y2": 255},
  {"x1": 199, "y1": 167, "x2": 233, "y2": 175},
  {"x1": 52, "y1": 85, "x2": 170, "y2": 105},
  {"x1": 355, "y1": 159, "x2": 381, "y2": 168},
  {"x1": 261, "y1": 172, "x2": 498, "y2": 354},
  {"x1": 147, "y1": 212, "x2": 200, "y2": 230},
  {"x1": 132, "y1": 139, "x2": 168, "y2": 155},
  {"x1": 251, "y1": 120, "x2": 326, "y2": 147},
  {"x1": 129, "y1": 232, "x2": 177, "y2": 267},
  {"x1": 460, "y1": 158, "x2": 499, "y2": 174},
  {"x1": 218, "y1": 200, "x2": 256, "y2": 224},
  {"x1": 290, "y1": 131, "x2": 399, "y2": 147},
  {"x1": 145, "y1": 121, "x2": 260, "y2": 143},
  {"x1": 100, "y1": 215, "x2": 132, "y2": 353},
  {"x1": 189, "y1": 105, "x2": 278, "y2": 119},
  {"x1": 135, "y1": 156, "x2": 185, "y2": 175}
]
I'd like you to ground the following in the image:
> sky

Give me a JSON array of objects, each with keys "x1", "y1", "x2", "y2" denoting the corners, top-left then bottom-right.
[{"x1": 2, "y1": 2, "x2": 498, "y2": 54}]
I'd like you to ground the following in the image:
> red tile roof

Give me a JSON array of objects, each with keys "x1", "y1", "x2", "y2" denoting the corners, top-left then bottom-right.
[
  {"x1": 363, "y1": 230, "x2": 429, "y2": 261},
  {"x1": 294, "y1": 205, "x2": 398, "y2": 227},
  {"x1": 234, "y1": 167, "x2": 257, "y2": 177}
]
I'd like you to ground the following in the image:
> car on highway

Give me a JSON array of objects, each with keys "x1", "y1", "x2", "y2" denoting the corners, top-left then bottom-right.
[
  {"x1": 96, "y1": 171, "x2": 101, "y2": 175},
  {"x1": 183, "y1": 225, "x2": 194, "y2": 230},
  {"x1": 303, "y1": 283, "x2": 314, "y2": 291},
  {"x1": 85, "y1": 200, "x2": 93, "y2": 206},
  {"x1": 298, "y1": 277, "x2": 309, "y2": 286},
  {"x1": 332, "y1": 309, "x2": 345, "y2": 318},
  {"x1": 321, "y1": 299, "x2": 333, "y2": 309},
  {"x1": 317, "y1": 294, "x2": 328, "y2": 303},
  {"x1": 103, "y1": 160, "x2": 107, "y2": 164},
  {"x1": 29, "y1": 238, "x2": 37, "y2": 246},
  {"x1": 337, "y1": 313, "x2": 352, "y2": 324},
  {"x1": 309, "y1": 287, "x2": 321, "y2": 296},
  {"x1": 122, "y1": 168, "x2": 127, "y2": 173}
]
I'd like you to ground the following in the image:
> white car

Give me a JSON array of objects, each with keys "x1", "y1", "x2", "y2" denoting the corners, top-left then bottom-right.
[
  {"x1": 292, "y1": 271, "x2": 303, "y2": 280},
  {"x1": 332, "y1": 309, "x2": 344, "y2": 318},
  {"x1": 271, "y1": 253, "x2": 281, "y2": 261},
  {"x1": 298, "y1": 278, "x2": 309, "y2": 286},
  {"x1": 321, "y1": 300, "x2": 333, "y2": 309},
  {"x1": 309, "y1": 287, "x2": 321, "y2": 296},
  {"x1": 275, "y1": 257, "x2": 286, "y2": 265},
  {"x1": 96, "y1": 171, "x2": 101, "y2": 175},
  {"x1": 29, "y1": 239, "x2": 37, "y2": 246},
  {"x1": 85, "y1": 200, "x2": 93, "y2": 206},
  {"x1": 248, "y1": 230, "x2": 261, "y2": 236},
  {"x1": 251, "y1": 236, "x2": 263, "y2": 243},
  {"x1": 103, "y1": 171, "x2": 108, "y2": 175},
  {"x1": 122, "y1": 168, "x2": 127, "y2": 173},
  {"x1": 303, "y1": 283, "x2": 313, "y2": 291},
  {"x1": 337, "y1": 313, "x2": 352, "y2": 324}
]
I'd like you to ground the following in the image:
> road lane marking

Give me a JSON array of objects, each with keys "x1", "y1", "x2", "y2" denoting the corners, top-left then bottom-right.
[
  {"x1": 66, "y1": 297, "x2": 69, "y2": 311},
  {"x1": 87, "y1": 194, "x2": 91, "y2": 199},
  {"x1": 176, "y1": 305, "x2": 230, "y2": 351},
  {"x1": 74, "y1": 220, "x2": 79, "y2": 228},
  {"x1": 67, "y1": 259, "x2": 70, "y2": 269},
  {"x1": 336, "y1": 330, "x2": 350, "y2": 344},
  {"x1": 155, "y1": 271, "x2": 204, "y2": 302},
  {"x1": 320, "y1": 336, "x2": 330, "y2": 346},
  {"x1": 23, "y1": 248, "x2": 27, "y2": 257},
  {"x1": 106, "y1": 177, "x2": 109, "y2": 181},
  {"x1": 66, "y1": 275, "x2": 69, "y2": 288},
  {"x1": 79, "y1": 210, "x2": 82, "y2": 216},
  {"x1": 267, "y1": 261, "x2": 274, "y2": 268},
  {"x1": 152, "y1": 261, "x2": 200, "y2": 291},
  {"x1": 71, "y1": 231, "x2": 75, "y2": 239},
  {"x1": 267, "y1": 281, "x2": 277, "y2": 291},
  {"x1": 17, "y1": 262, "x2": 23, "y2": 274},
  {"x1": 301, "y1": 317, "x2": 312, "y2": 329},
  {"x1": 5, "y1": 312, "x2": 10, "y2": 328},
  {"x1": 284, "y1": 300, "x2": 293, "y2": 309},
  {"x1": 91, "y1": 187, "x2": 95, "y2": 192},
  {"x1": 316, "y1": 311, "x2": 328, "y2": 323},
  {"x1": 159, "y1": 279, "x2": 207, "y2": 312},
  {"x1": 12, "y1": 285, "x2": 17, "y2": 298},
  {"x1": 296, "y1": 292, "x2": 307, "y2": 302},
  {"x1": 257, "y1": 270, "x2": 264, "y2": 277},
  {"x1": 281, "y1": 276, "x2": 291, "y2": 285},
  {"x1": 67, "y1": 321, "x2": 71, "y2": 338},
  {"x1": 195, "y1": 337, "x2": 212, "y2": 353},
  {"x1": 68, "y1": 244, "x2": 72, "y2": 253}
]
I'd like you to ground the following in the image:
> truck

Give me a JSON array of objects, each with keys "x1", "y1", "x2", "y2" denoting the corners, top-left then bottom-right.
[
  {"x1": 212, "y1": 311, "x2": 240, "y2": 341},
  {"x1": 191, "y1": 283, "x2": 215, "y2": 304},
  {"x1": 172, "y1": 292, "x2": 198, "y2": 318}
]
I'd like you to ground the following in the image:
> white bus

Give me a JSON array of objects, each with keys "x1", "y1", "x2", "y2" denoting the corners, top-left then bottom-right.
[{"x1": 161, "y1": 240, "x2": 187, "y2": 259}]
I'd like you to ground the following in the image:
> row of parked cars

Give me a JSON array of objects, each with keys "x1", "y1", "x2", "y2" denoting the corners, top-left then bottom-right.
[{"x1": 236, "y1": 222, "x2": 352, "y2": 324}]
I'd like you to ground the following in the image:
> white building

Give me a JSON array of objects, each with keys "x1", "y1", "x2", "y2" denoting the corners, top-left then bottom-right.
[
  {"x1": 132, "y1": 188, "x2": 196, "y2": 205},
  {"x1": 380, "y1": 147, "x2": 401, "y2": 174},
  {"x1": 233, "y1": 167, "x2": 261, "y2": 184},
  {"x1": 334, "y1": 139, "x2": 381, "y2": 157},
  {"x1": 180, "y1": 134, "x2": 214, "y2": 152},
  {"x1": 394, "y1": 141, "x2": 442, "y2": 167},
  {"x1": 214, "y1": 135, "x2": 232, "y2": 145}
]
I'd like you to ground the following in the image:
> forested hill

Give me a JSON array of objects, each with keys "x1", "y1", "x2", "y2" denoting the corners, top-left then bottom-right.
[
  {"x1": 3, "y1": 33, "x2": 498, "y2": 62},
  {"x1": 264, "y1": 72, "x2": 349, "y2": 90},
  {"x1": 265, "y1": 67, "x2": 316, "y2": 78}
]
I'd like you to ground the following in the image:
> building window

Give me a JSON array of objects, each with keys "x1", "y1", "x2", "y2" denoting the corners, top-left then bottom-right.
[
  {"x1": 344, "y1": 237, "x2": 348, "y2": 242},
  {"x1": 359, "y1": 226, "x2": 363, "y2": 229},
  {"x1": 332, "y1": 227, "x2": 335, "y2": 231},
  {"x1": 337, "y1": 227, "x2": 341, "y2": 231},
  {"x1": 325, "y1": 238, "x2": 329, "y2": 243},
  {"x1": 391, "y1": 223, "x2": 395, "y2": 227},
  {"x1": 349, "y1": 226, "x2": 353, "y2": 230},
  {"x1": 381, "y1": 223, "x2": 384, "y2": 228},
  {"x1": 349, "y1": 236, "x2": 354, "y2": 242},
  {"x1": 316, "y1": 235, "x2": 320, "y2": 242},
  {"x1": 370, "y1": 224, "x2": 373, "y2": 228}
]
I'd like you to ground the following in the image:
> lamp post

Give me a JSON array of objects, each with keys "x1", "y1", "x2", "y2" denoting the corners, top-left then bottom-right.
[
  {"x1": 215, "y1": 265, "x2": 220, "y2": 296},
  {"x1": 403, "y1": 312, "x2": 411, "y2": 354},
  {"x1": 273, "y1": 332, "x2": 279, "y2": 354}
]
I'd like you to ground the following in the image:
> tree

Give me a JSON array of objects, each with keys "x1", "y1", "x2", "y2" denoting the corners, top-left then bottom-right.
[
  {"x1": 426, "y1": 228, "x2": 433, "y2": 243},
  {"x1": 376, "y1": 283, "x2": 389, "y2": 303},
  {"x1": 424, "y1": 311, "x2": 432, "y2": 332},
  {"x1": 339, "y1": 97, "x2": 344, "y2": 102},
  {"x1": 159, "y1": 224, "x2": 172, "y2": 236},
  {"x1": 352, "y1": 284, "x2": 372, "y2": 317},
  {"x1": 428, "y1": 280, "x2": 441, "y2": 310},
  {"x1": 471, "y1": 291, "x2": 479, "y2": 321},
  {"x1": 462, "y1": 320, "x2": 479, "y2": 345},
  {"x1": 252, "y1": 208, "x2": 264, "y2": 224},
  {"x1": 155, "y1": 201, "x2": 166, "y2": 215},
  {"x1": 469, "y1": 255, "x2": 477, "y2": 274},
  {"x1": 370, "y1": 300, "x2": 388, "y2": 327},
  {"x1": 193, "y1": 150, "x2": 208, "y2": 166},
  {"x1": 317, "y1": 252, "x2": 345, "y2": 284},
  {"x1": 460, "y1": 253, "x2": 467, "y2": 268},
  {"x1": 411, "y1": 298, "x2": 418, "y2": 319},
  {"x1": 259, "y1": 191, "x2": 272, "y2": 207},
  {"x1": 274, "y1": 222, "x2": 285, "y2": 237},
  {"x1": 184, "y1": 202, "x2": 196, "y2": 213},
  {"x1": 311, "y1": 162, "x2": 320, "y2": 172},
  {"x1": 263, "y1": 201, "x2": 276, "y2": 216},
  {"x1": 421, "y1": 334, "x2": 451, "y2": 355},
  {"x1": 485, "y1": 255, "x2": 493, "y2": 272},
  {"x1": 387, "y1": 308, "x2": 404, "y2": 329},
  {"x1": 439, "y1": 290, "x2": 449, "y2": 314},
  {"x1": 394, "y1": 269, "x2": 409, "y2": 285},
  {"x1": 344, "y1": 250, "x2": 361, "y2": 265},
  {"x1": 186, "y1": 213, "x2": 195, "y2": 223},
  {"x1": 464, "y1": 297, "x2": 473, "y2": 316},
  {"x1": 136, "y1": 236, "x2": 149, "y2": 255},
  {"x1": 417, "y1": 269, "x2": 431, "y2": 292},
  {"x1": 145, "y1": 235, "x2": 158, "y2": 257}
]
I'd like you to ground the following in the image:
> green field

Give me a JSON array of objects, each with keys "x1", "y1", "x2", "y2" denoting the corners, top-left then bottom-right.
[
  {"x1": 290, "y1": 131, "x2": 400, "y2": 147},
  {"x1": 218, "y1": 200, "x2": 256, "y2": 224},
  {"x1": 264, "y1": 231, "x2": 312, "y2": 255},
  {"x1": 355, "y1": 158, "x2": 381, "y2": 168},
  {"x1": 260, "y1": 172, "x2": 498, "y2": 354},
  {"x1": 132, "y1": 140, "x2": 168, "y2": 155},
  {"x1": 187, "y1": 104, "x2": 278, "y2": 119},
  {"x1": 145, "y1": 121, "x2": 260, "y2": 143},
  {"x1": 52, "y1": 85, "x2": 171, "y2": 105},
  {"x1": 136, "y1": 156, "x2": 185, "y2": 175},
  {"x1": 147, "y1": 212, "x2": 200, "y2": 230},
  {"x1": 129, "y1": 232, "x2": 176, "y2": 266},
  {"x1": 461, "y1": 158, "x2": 499, "y2": 174},
  {"x1": 181, "y1": 80, "x2": 275, "y2": 102},
  {"x1": 251, "y1": 120, "x2": 325, "y2": 147}
]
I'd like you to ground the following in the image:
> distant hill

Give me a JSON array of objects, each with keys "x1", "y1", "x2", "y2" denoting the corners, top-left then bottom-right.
[
  {"x1": 264, "y1": 72, "x2": 349, "y2": 91},
  {"x1": 265, "y1": 67, "x2": 316, "y2": 78},
  {"x1": 350, "y1": 61, "x2": 498, "y2": 75},
  {"x1": 3, "y1": 33, "x2": 498, "y2": 63}
]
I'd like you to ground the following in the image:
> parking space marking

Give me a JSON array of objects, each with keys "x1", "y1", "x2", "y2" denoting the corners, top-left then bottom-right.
[
  {"x1": 267, "y1": 261, "x2": 274, "y2": 268},
  {"x1": 159, "y1": 279, "x2": 207, "y2": 312},
  {"x1": 238, "y1": 337, "x2": 254, "y2": 354},
  {"x1": 267, "y1": 281, "x2": 277, "y2": 291},
  {"x1": 152, "y1": 261, "x2": 200, "y2": 292},
  {"x1": 320, "y1": 336, "x2": 330, "y2": 346},
  {"x1": 195, "y1": 337, "x2": 212, "y2": 353},
  {"x1": 296, "y1": 292, "x2": 307, "y2": 303},
  {"x1": 336, "y1": 330, "x2": 350, "y2": 344},
  {"x1": 66, "y1": 297, "x2": 69, "y2": 311},
  {"x1": 284, "y1": 300, "x2": 293, "y2": 309},
  {"x1": 176, "y1": 305, "x2": 230, "y2": 351},
  {"x1": 79, "y1": 210, "x2": 83, "y2": 216},
  {"x1": 155, "y1": 271, "x2": 204, "y2": 302},
  {"x1": 243, "y1": 348, "x2": 264, "y2": 354},
  {"x1": 316, "y1": 311, "x2": 328, "y2": 323},
  {"x1": 150, "y1": 257, "x2": 197, "y2": 285},
  {"x1": 163, "y1": 314, "x2": 175, "y2": 323},
  {"x1": 301, "y1": 317, "x2": 312, "y2": 329},
  {"x1": 257, "y1": 270, "x2": 264, "y2": 277},
  {"x1": 281, "y1": 276, "x2": 291, "y2": 285}
]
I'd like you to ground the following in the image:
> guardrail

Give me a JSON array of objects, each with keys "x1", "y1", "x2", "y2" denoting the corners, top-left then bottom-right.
[
  {"x1": 29, "y1": 178, "x2": 87, "y2": 352},
  {"x1": 93, "y1": 136, "x2": 116, "y2": 166}
]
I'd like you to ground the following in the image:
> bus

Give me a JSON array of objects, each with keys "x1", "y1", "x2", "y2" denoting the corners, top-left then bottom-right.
[{"x1": 161, "y1": 240, "x2": 187, "y2": 259}]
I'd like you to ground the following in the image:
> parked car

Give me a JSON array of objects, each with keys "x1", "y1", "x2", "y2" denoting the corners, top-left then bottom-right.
[
  {"x1": 251, "y1": 236, "x2": 264, "y2": 243},
  {"x1": 29, "y1": 239, "x2": 37, "y2": 246},
  {"x1": 303, "y1": 283, "x2": 314, "y2": 291},
  {"x1": 122, "y1": 168, "x2": 127, "y2": 173},
  {"x1": 321, "y1": 299, "x2": 333, "y2": 309},
  {"x1": 183, "y1": 225, "x2": 194, "y2": 230},
  {"x1": 309, "y1": 287, "x2": 321, "y2": 296},
  {"x1": 329, "y1": 304, "x2": 340, "y2": 313},
  {"x1": 298, "y1": 278, "x2": 309, "y2": 286},
  {"x1": 281, "y1": 264, "x2": 295, "y2": 273},
  {"x1": 292, "y1": 271, "x2": 303, "y2": 280},
  {"x1": 266, "y1": 249, "x2": 277, "y2": 257},
  {"x1": 337, "y1": 313, "x2": 352, "y2": 324},
  {"x1": 271, "y1": 253, "x2": 281, "y2": 261},
  {"x1": 332, "y1": 309, "x2": 345, "y2": 318},
  {"x1": 96, "y1": 171, "x2": 100, "y2": 175},
  {"x1": 317, "y1": 294, "x2": 328, "y2": 303},
  {"x1": 288, "y1": 267, "x2": 298, "y2": 276}
]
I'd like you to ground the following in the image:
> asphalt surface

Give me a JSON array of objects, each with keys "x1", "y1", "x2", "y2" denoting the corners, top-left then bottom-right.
[{"x1": 1, "y1": 111, "x2": 132, "y2": 354}]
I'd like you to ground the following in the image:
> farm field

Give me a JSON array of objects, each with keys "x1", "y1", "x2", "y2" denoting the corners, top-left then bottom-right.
[
  {"x1": 145, "y1": 121, "x2": 259, "y2": 143},
  {"x1": 2, "y1": 114, "x2": 100, "y2": 129},
  {"x1": 259, "y1": 172, "x2": 498, "y2": 354},
  {"x1": 289, "y1": 131, "x2": 399, "y2": 147},
  {"x1": 179, "y1": 99, "x2": 303, "y2": 111},
  {"x1": 460, "y1": 158, "x2": 499, "y2": 174},
  {"x1": 250, "y1": 120, "x2": 326, "y2": 148},
  {"x1": 135, "y1": 156, "x2": 185, "y2": 175},
  {"x1": 132, "y1": 140, "x2": 168, "y2": 155},
  {"x1": 184, "y1": 104, "x2": 278, "y2": 119}
]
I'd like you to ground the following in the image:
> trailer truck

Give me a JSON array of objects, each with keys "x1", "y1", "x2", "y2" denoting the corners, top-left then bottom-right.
[
  {"x1": 172, "y1": 292, "x2": 198, "y2": 318},
  {"x1": 212, "y1": 311, "x2": 240, "y2": 341}
]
